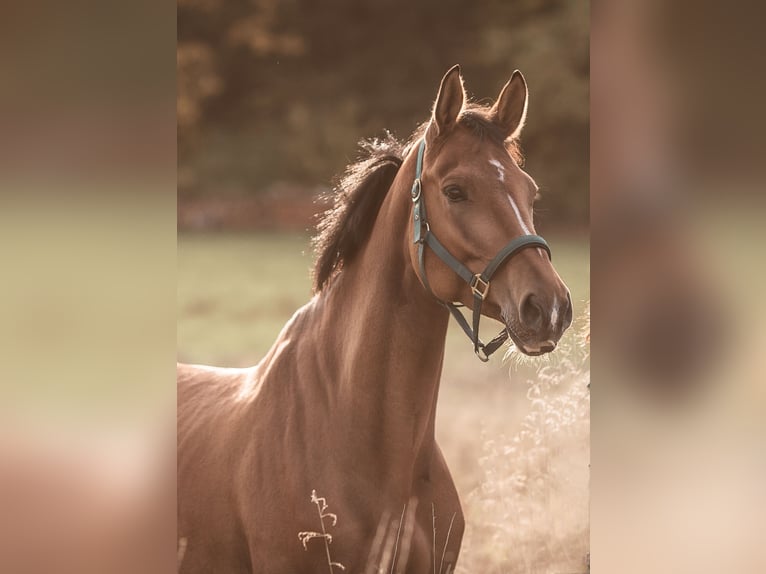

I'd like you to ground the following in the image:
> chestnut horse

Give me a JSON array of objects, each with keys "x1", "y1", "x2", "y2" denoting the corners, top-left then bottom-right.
[{"x1": 178, "y1": 66, "x2": 572, "y2": 573}]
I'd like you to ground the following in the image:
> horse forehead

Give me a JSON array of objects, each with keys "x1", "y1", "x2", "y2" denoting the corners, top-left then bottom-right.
[
  {"x1": 438, "y1": 129, "x2": 500, "y2": 158},
  {"x1": 438, "y1": 139, "x2": 506, "y2": 171},
  {"x1": 482, "y1": 154, "x2": 535, "y2": 193},
  {"x1": 433, "y1": 137, "x2": 530, "y2": 190}
]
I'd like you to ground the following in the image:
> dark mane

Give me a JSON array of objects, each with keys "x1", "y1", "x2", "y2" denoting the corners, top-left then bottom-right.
[
  {"x1": 311, "y1": 104, "x2": 523, "y2": 292},
  {"x1": 311, "y1": 132, "x2": 405, "y2": 292}
]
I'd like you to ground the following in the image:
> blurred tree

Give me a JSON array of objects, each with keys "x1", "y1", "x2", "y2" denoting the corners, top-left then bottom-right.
[{"x1": 178, "y1": 0, "x2": 588, "y2": 228}]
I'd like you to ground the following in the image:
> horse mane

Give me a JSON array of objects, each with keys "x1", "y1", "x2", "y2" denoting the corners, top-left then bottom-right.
[
  {"x1": 311, "y1": 132, "x2": 405, "y2": 292},
  {"x1": 311, "y1": 104, "x2": 523, "y2": 292}
]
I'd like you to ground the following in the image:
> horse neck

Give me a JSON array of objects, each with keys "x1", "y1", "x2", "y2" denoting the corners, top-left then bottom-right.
[{"x1": 315, "y1": 156, "x2": 450, "y2": 466}]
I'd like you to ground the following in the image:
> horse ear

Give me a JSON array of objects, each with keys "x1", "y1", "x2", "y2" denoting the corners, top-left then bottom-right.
[
  {"x1": 490, "y1": 70, "x2": 528, "y2": 139},
  {"x1": 430, "y1": 65, "x2": 465, "y2": 138}
]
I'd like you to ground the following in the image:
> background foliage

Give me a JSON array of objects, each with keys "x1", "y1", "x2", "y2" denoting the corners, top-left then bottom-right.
[{"x1": 178, "y1": 0, "x2": 589, "y2": 229}]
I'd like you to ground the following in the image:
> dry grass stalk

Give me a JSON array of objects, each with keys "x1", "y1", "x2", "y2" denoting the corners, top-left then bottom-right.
[{"x1": 298, "y1": 490, "x2": 346, "y2": 572}]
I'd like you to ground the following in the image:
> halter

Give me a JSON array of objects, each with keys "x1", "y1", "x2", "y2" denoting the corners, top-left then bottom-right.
[{"x1": 411, "y1": 139, "x2": 551, "y2": 361}]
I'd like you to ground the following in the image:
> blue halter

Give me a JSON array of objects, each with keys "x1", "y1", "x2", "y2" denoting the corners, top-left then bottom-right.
[{"x1": 411, "y1": 139, "x2": 551, "y2": 361}]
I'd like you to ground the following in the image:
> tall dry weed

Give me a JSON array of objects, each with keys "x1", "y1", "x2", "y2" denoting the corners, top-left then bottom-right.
[{"x1": 458, "y1": 315, "x2": 590, "y2": 574}]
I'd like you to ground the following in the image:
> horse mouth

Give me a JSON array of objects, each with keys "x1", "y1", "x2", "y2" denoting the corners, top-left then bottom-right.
[{"x1": 503, "y1": 323, "x2": 557, "y2": 356}]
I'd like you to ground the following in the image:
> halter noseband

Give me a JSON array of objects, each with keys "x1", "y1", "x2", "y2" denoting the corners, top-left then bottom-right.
[{"x1": 411, "y1": 139, "x2": 551, "y2": 361}]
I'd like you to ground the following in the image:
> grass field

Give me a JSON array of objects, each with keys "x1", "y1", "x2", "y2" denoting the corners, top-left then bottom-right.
[{"x1": 178, "y1": 231, "x2": 590, "y2": 573}]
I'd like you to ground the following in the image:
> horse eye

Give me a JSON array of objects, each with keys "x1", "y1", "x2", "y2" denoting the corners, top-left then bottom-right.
[{"x1": 442, "y1": 186, "x2": 466, "y2": 202}]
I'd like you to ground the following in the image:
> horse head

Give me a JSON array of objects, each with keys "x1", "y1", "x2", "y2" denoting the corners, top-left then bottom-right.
[{"x1": 408, "y1": 65, "x2": 572, "y2": 356}]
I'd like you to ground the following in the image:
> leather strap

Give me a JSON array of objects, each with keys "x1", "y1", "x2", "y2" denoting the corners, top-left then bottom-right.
[{"x1": 411, "y1": 139, "x2": 551, "y2": 361}]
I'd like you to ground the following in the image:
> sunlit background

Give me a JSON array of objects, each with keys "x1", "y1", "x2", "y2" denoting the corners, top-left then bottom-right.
[
  {"x1": 0, "y1": 1, "x2": 176, "y2": 572},
  {"x1": 591, "y1": 1, "x2": 766, "y2": 572}
]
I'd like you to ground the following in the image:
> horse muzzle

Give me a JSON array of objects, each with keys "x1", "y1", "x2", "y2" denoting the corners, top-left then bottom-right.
[{"x1": 503, "y1": 289, "x2": 572, "y2": 356}]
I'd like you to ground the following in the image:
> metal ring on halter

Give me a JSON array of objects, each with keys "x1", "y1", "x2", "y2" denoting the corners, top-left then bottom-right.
[{"x1": 411, "y1": 179, "x2": 421, "y2": 202}]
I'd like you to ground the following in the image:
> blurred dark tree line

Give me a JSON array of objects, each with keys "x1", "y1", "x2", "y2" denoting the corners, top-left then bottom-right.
[{"x1": 178, "y1": 0, "x2": 588, "y2": 229}]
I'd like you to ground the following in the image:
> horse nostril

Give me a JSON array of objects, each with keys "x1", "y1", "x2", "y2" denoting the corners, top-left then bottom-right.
[{"x1": 520, "y1": 293, "x2": 544, "y2": 331}]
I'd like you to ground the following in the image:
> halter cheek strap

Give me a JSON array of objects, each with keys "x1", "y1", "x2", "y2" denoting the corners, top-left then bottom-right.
[{"x1": 411, "y1": 139, "x2": 551, "y2": 361}]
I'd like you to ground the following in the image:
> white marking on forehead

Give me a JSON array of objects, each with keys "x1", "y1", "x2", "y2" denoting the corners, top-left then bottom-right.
[
  {"x1": 504, "y1": 171, "x2": 546, "y2": 259},
  {"x1": 507, "y1": 189, "x2": 546, "y2": 259},
  {"x1": 489, "y1": 159, "x2": 505, "y2": 182},
  {"x1": 507, "y1": 193, "x2": 531, "y2": 235}
]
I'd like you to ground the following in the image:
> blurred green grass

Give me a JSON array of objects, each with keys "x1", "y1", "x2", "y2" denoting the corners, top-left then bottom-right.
[{"x1": 178, "y1": 233, "x2": 314, "y2": 366}]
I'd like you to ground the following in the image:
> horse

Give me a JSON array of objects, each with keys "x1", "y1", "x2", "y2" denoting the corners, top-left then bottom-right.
[{"x1": 178, "y1": 65, "x2": 572, "y2": 573}]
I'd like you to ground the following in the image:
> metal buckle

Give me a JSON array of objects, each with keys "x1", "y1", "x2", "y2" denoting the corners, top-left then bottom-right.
[
  {"x1": 411, "y1": 179, "x2": 421, "y2": 202},
  {"x1": 475, "y1": 346, "x2": 490, "y2": 362},
  {"x1": 470, "y1": 274, "x2": 490, "y2": 299}
]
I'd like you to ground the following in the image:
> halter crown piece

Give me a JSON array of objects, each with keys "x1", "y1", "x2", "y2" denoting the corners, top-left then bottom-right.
[{"x1": 411, "y1": 139, "x2": 551, "y2": 361}]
